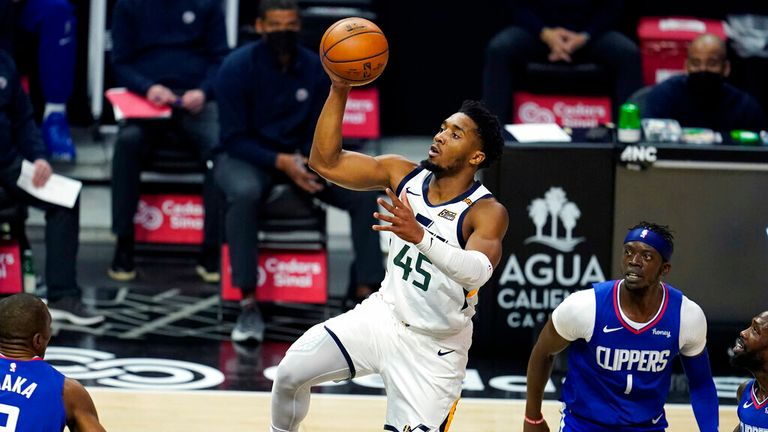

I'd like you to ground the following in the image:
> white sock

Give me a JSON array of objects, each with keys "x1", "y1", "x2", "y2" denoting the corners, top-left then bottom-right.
[{"x1": 43, "y1": 103, "x2": 66, "y2": 120}]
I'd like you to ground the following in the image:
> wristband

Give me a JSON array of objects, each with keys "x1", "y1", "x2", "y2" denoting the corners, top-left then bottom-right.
[{"x1": 524, "y1": 416, "x2": 545, "y2": 425}]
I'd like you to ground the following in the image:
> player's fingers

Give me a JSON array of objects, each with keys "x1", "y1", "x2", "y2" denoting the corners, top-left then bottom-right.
[
  {"x1": 372, "y1": 224, "x2": 395, "y2": 232},
  {"x1": 377, "y1": 196, "x2": 396, "y2": 213},
  {"x1": 384, "y1": 188, "x2": 404, "y2": 208},
  {"x1": 399, "y1": 190, "x2": 412, "y2": 210},
  {"x1": 373, "y1": 211, "x2": 396, "y2": 224}
]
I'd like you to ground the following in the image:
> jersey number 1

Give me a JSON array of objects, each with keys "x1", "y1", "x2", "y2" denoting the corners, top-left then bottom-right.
[{"x1": 393, "y1": 244, "x2": 432, "y2": 291}]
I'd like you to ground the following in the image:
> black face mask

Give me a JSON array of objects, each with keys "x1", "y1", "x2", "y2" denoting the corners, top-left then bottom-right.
[
  {"x1": 687, "y1": 71, "x2": 724, "y2": 102},
  {"x1": 264, "y1": 30, "x2": 299, "y2": 58}
]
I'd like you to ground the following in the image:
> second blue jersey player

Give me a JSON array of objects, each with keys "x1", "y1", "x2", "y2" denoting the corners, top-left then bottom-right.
[
  {"x1": 730, "y1": 311, "x2": 768, "y2": 432},
  {"x1": 524, "y1": 221, "x2": 719, "y2": 432}
]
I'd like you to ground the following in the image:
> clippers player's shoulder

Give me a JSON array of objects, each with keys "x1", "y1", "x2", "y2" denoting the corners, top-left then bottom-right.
[{"x1": 680, "y1": 295, "x2": 708, "y2": 326}]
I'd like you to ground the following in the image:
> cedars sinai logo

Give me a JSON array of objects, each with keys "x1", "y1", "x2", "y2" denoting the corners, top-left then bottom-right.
[{"x1": 525, "y1": 187, "x2": 584, "y2": 252}]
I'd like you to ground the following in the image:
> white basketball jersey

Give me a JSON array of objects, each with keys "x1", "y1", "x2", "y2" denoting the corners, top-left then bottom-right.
[{"x1": 379, "y1": 167, "x2": 495, "y2": 336}]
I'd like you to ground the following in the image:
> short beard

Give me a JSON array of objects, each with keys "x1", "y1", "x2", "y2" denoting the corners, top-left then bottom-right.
[
  {"x1": 420, "y1": 159, "x2": 446, "y2": 174},
  {"x1": 729, "y1": 344, "x2": 762, "y2": 372}
]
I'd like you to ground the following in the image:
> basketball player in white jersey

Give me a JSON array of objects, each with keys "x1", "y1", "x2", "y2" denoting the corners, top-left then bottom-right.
[{"x1": 268, "y1": 75, "x2": 508, "y2": 431}]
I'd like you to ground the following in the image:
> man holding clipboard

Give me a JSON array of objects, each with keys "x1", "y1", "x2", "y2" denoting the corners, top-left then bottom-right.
[{"x1": 0, "y1": 50, "x2": 103, "y2": 326}]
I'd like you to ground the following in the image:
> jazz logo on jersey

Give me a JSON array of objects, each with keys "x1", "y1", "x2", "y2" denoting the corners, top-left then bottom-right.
[{"x1": 438, "y1": 209, "x2": 457, "y2": 221}]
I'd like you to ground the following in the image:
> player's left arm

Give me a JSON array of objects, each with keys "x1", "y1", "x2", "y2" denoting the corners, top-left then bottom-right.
[
  {"x1": 679, "y1": 298, "x2": 719, "y2": 432},
  {"x1": 734, "y1": 381, "x2": 749, "y2": 432},
  {"x1": 63, "y1": 378, "x2": 107, "y2": 432},
  {"x1": 414, "y1": 197, "x2": 508, "y2": 289},
  {"x1": 374, "y1": 190, "x2": 508, "y2": 289},
  {"x1": 460, "y1": 198, "x2": 509, "y2": 268}
]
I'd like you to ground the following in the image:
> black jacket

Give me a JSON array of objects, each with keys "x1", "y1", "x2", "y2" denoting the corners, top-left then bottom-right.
[
  {"x1": 110, "y1": 0, "x2": 229, "y2": 98},
  {"x1": 0, "y1": 50, "x2": 46, "y2": 168}
]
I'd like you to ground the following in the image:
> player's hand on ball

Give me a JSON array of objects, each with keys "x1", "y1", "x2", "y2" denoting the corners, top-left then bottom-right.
[
  {"x1": 321, "y1": 61, "x2": 351, "y2": 89},
  {"x1": 373, "y1": 188, "x2": 423, "y2": 244}
]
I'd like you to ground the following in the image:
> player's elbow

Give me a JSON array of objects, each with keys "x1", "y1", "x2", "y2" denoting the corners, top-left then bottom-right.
[{"x1": 308, "y1": 148, "x2": 333, "y2": 173}]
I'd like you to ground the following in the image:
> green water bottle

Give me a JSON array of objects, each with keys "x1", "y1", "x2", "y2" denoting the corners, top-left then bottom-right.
[
  {"x1": 22, "y1": 249, "x2": 35, "y2": 293},
  {"x1": 618, "y1": 103, "x2": 641, "y2": 143},
  {"x1": 730, "y1": 130, "x2": 760, "y2": 145}
]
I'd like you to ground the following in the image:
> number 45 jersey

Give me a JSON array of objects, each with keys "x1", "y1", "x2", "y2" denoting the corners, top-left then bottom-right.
[{"x1": 380, "y1": 167, "x2": 494, "y2": 337}]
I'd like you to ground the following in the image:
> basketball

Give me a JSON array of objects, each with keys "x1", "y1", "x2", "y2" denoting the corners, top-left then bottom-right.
[{"x1": 319, "y1": 17, "x2": 388, "y2": 86}]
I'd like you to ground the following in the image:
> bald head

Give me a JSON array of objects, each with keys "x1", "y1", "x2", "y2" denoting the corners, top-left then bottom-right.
[
  {"x1": 0, "y1": 294, "x2": 50, "y2": 342},
  {"x1": 686, "y1": 34, "x2": 729, "y2": 76}
]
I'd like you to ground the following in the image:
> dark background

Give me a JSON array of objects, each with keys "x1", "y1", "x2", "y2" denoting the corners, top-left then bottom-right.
[{"x1": 50, "y1": 0, "x2": 768, "y2": 135}]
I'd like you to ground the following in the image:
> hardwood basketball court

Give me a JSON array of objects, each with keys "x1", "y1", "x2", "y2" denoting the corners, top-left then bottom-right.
[{"x1": 87, "y1": 388, "x2": 737, "y2": 431}]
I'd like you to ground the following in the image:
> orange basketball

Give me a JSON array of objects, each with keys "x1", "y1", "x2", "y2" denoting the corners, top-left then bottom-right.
[{"x1": 319, "y1": 17, "x2": 388, "y2": 86}]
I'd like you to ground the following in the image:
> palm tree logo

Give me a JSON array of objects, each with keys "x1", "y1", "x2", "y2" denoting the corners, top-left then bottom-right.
[{"x1": 525, "y1": 187, "x2": 584, "y2": 252}]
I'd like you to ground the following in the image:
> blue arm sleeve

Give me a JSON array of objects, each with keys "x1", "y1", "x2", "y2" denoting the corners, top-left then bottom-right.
[{"x1": 681, "y1": 350, "x2": 719, "y2": 432}]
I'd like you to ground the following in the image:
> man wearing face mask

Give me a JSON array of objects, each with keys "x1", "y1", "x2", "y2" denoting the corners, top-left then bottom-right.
[
  {"x1": 213, "y1": 0, "x2": 384, "y2": 343},
  {"x1": 643, "y1": 34, "x2": 766, "y2": 134}
]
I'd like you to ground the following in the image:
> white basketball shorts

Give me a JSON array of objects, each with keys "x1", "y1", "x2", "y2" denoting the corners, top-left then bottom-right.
[{"x1": 324, "y1": 292, "x2": 472, "y2": 431}]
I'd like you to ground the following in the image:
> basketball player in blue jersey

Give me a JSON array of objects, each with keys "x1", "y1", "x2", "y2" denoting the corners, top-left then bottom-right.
[
  {"x1": 525, "y1": 222, "x2": 719, "y2": 432},
  {"x1": 0, "y1": 293, "x2": 106, "y2": 431},
  {"x1": 730, "y1": 311, "x2": 768, "y2": 431},
  {"x1": 268, "y1": 72, "x2": 508, "y2": 430}
]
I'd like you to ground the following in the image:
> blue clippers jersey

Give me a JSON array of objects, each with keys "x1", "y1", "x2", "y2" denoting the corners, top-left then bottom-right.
[
  {"x1": 0, "y1": 356, "x2": 66, "y2": 431},
  {"x1": 561, "y1": 280, "x2": 682, "y2": 429},
  {"x1": 738, "y1": 380, "x2": 768, "y2": 431}
]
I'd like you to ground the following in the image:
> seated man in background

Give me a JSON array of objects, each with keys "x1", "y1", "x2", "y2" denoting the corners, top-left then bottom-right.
[
  {"x1": 482, "y1": 0, "x2": 643, "y2": 123},
  {"x1": 644, "y1": 34, "x2": 766, "y2": 133},
  {"x1": 108, "y1": 0, "x2": 229, "y2": 283},
  {"x1": 0, "y1": 51, "x2": 103, "y2": 325},
  {"x1": 214, "y1": 0, "x2": 384, "y2": 343},
  {"x1": 0, "y1": 0, "x2": 78, "y2": 161}
]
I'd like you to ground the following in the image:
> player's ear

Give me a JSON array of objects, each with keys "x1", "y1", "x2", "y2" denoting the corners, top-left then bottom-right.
[
  {"x1": 469, "y1": 150, "x2": 486, "y2": 167},
  {"x1": 660, "y1": 262, "x2": 671, "y2": 277},
  {"x1": 255, "y1": 18, "x2": 265, "y2": 35},
  {"x1": 32, "y1": 332, "x2": 45, "y2": 352}
]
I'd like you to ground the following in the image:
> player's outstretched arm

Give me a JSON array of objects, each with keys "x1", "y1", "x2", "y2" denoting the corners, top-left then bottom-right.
[
  {"x1": 681, "y1": 350, "x2": 719, "y2": 432},
  {"x1": 63, "y1": 378, "x2": 107, "y2": 432},
  {"x1": 524, "y1": 319, "x2": 570, "y2": 432},
  {"x1": 734, "y1": 381, "x2": 748, "y2": 432},
  {"x1": 309, "y1": 78, "x2": 414, "y2": 191}
]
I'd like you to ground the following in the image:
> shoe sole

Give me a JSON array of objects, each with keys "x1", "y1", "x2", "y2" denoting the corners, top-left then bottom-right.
[
  {"x1": 108, "y1": 268, "x2": 136, "y2": 282},
  {"x1": 231, "y1": 328, "x2": 264, "y2": 343},
  {"x1": 195, "y1": 265, "x2": 221, "y2": 283},
  {"x1": 49, "y1": 309, "x2": 105, "y2": 326}
]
